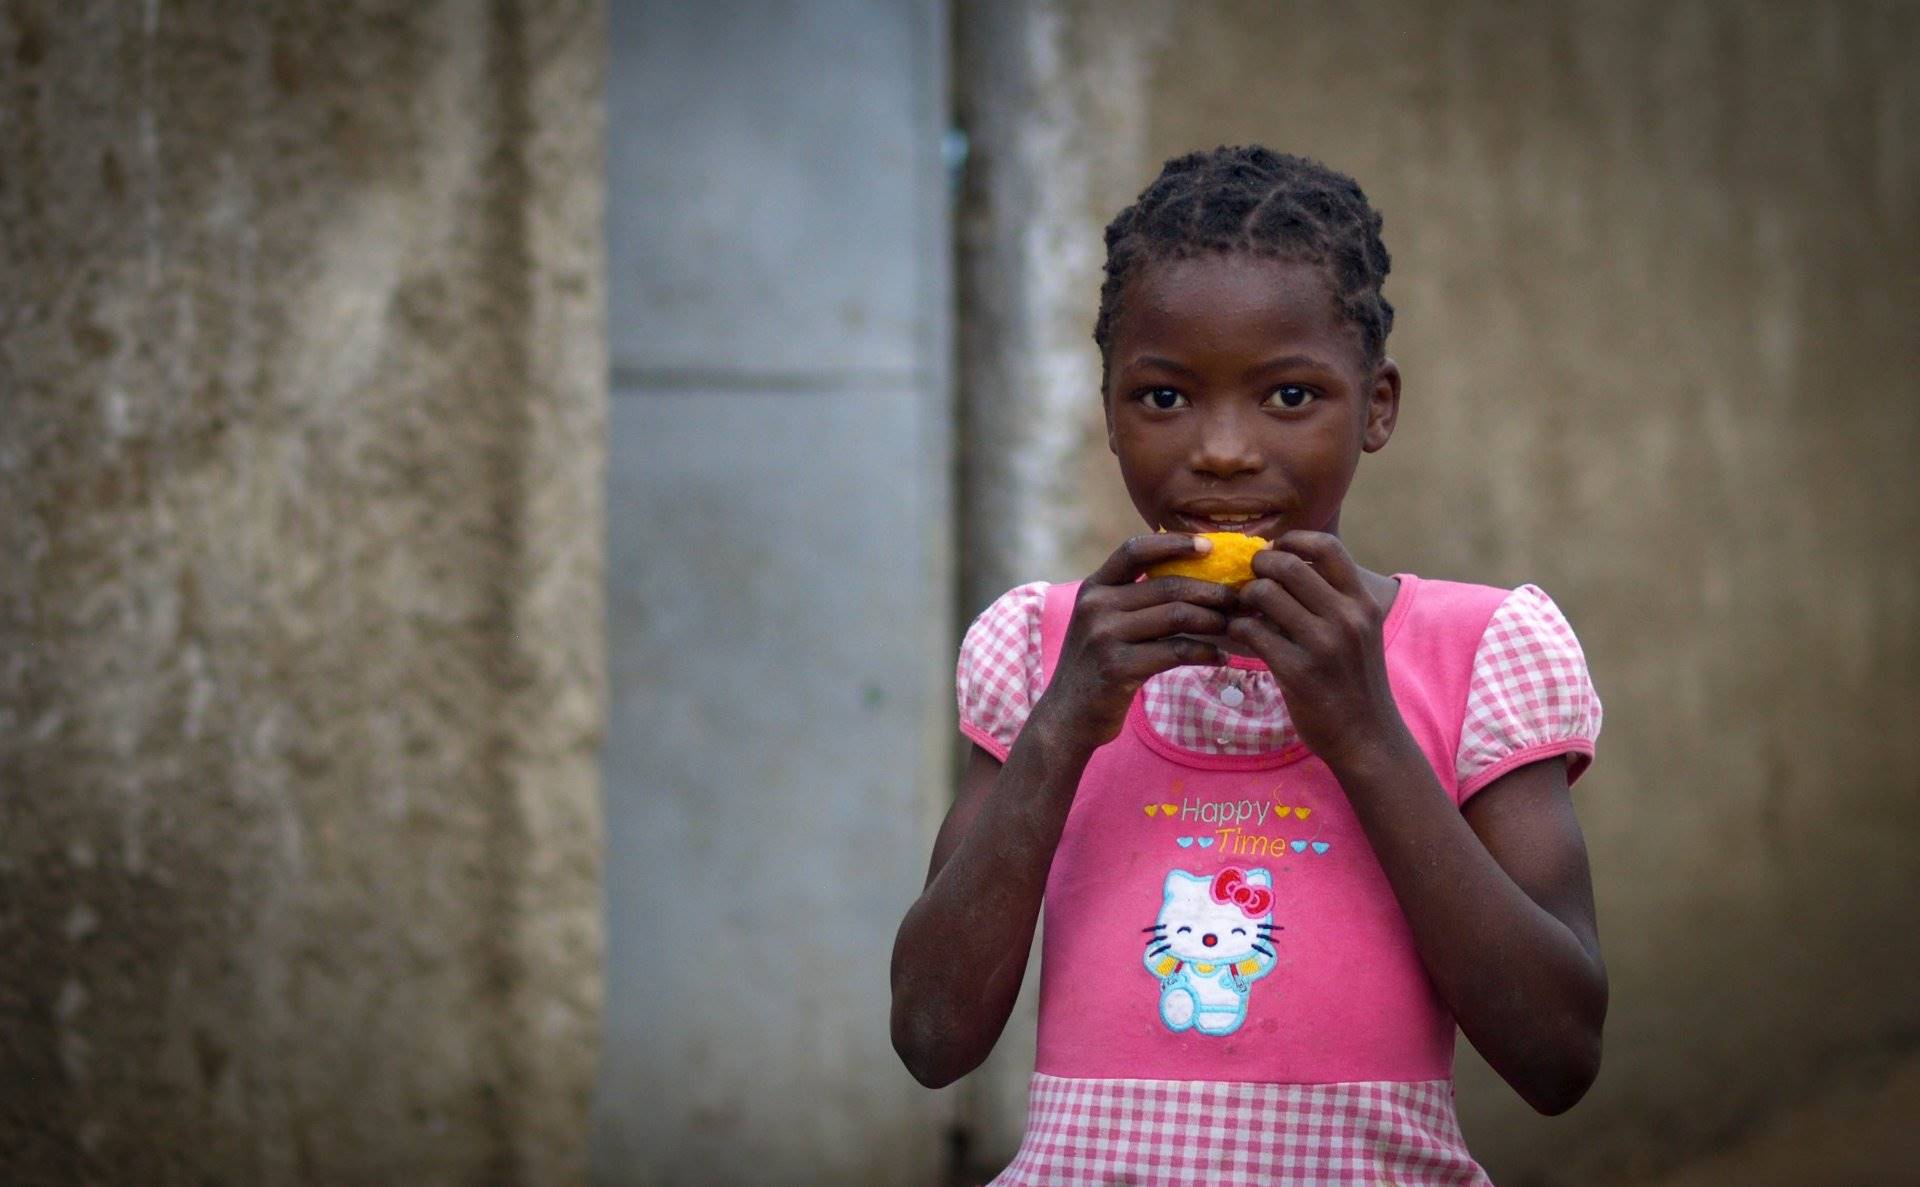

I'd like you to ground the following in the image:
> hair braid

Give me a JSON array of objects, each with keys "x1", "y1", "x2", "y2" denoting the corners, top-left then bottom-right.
[{"x1": 1094, "y1": 146, "x2": 1395, "y2": 383}]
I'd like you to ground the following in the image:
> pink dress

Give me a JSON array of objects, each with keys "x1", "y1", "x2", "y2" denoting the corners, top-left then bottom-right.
[{"x1": 955, "y1": 573, "x2": 1602, "y2": 1185}]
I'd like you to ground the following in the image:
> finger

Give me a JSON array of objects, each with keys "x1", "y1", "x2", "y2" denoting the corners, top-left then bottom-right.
[
  {"x1": 1087, "y1": 532, "x2": 1210, "y2": 587},
  {"x1": 1272, "y1": 530, "x2": 1365, "y2": 599},
  {"x1": 1253, "y1": 546, "x2": 1345, "y2": 619},
  {"x1": 1225, "y1": 614, "x2": 1308, "y2": 679},
  {"x1": 1120, "y1": 636, "x2": 1229, "y2": 678},
  {"x1": 1236, "y1": 577, "x2": 1316, "y2": 641},
  {"x1": 1109, "y1": 574, "x2": 1240, "y2": 613},
  {"x1": 1112, "y1": 601, "x2": 1233, "y2": 643}
]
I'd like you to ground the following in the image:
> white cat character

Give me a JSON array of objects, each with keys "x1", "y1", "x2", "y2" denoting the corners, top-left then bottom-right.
[{"x1": 1142, "y1": 867, "x2": 1279, "y2": 1036}]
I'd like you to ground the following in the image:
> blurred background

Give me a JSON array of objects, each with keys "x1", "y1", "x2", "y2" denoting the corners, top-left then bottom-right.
[{"x1": 3, "y1": 1, "x2": 1916, "y2": 1185}]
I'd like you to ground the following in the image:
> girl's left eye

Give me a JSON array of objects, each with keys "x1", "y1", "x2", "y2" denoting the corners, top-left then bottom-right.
[
  {"x1": 1265, "y1": 385, "x2": 1315, "y2": 409},
  {"x1": 1232, "y1": 927, "x2": 1246, "y2": 936}
]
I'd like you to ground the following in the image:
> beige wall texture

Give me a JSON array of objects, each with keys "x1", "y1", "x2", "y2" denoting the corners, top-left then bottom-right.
[
  {"x1": 0, "y1": 2, "x2": 606, "y2": 1183},
  {"x1": 955, "y1": 1, "x2": 1919, "y2": 1183}
]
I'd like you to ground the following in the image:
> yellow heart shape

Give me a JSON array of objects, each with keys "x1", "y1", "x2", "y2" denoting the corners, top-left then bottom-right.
[
  {"x1": 1274, "y1": 804, "x2": 1292, "y2": 816},
  {"x1": 1144, "y1": 804, "x2": 1160, "y2": 817},
  {"x1": 1160, "y1": 802, "x2": 1178, "y2": 816},
  {"x1": 1295, "y1": 807, "x2": 1312, "y2": 820}
]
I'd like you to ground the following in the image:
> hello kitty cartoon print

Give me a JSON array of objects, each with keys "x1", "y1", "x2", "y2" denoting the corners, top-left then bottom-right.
[{"x1": 1143, "y1": 867, "x2": 1279, "y2": 1036}]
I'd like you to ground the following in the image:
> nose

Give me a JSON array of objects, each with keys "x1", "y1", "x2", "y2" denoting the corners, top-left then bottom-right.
[
  {"x1": 1191, "y1": 404, "x2": 1264, "y2": 479},
  {"x1": 1202, "y1": 933, "x2": 1218, "y2": 947}
]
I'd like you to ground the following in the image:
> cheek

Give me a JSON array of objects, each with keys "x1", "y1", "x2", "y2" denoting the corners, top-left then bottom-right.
[
  {"x1": 1113, "y1": 423, "x2": 1182, "y2": 479},
  {"x1": 1291, "y1": 421, "x2": 1364, "y2": 478},
  {"x1": 1112, "y1": 437, "x2": 1176, "y2": 508}
]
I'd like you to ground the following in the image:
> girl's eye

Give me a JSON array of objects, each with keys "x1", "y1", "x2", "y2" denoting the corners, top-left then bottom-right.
[
  {"x1": 1177, "y1": 926, "x2": 1192, "y2": 934},
  {"x1": 1232, "y1": 927, "x2": 1246, "y2": 936},
  {"x1": 1139, "y1": 387, "x2": 1187, "y2": 411},
  {"x1": 1266, "y1": 384, "x2": 1315, "y2": 409}
]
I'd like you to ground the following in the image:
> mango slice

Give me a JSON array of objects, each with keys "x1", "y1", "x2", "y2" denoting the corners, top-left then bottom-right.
[{"x1": 1146, "y1": 531, "x2": 1271, "y2": 588}]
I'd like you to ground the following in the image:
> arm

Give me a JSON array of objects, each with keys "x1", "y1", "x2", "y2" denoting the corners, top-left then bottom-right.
[
  {"x1": 1329, "y1": 739, "x2": 1605, "y2": 1114},
  {"x1": 889, "y1": 534, "x2": 1239, "y2": 1088},
  {"x1": 1230, "y1": 534, "x2": 1606, "y2": 1114},
  {"x1": 888, "y1": 728, "x2": 1094, "y2": 1089}
]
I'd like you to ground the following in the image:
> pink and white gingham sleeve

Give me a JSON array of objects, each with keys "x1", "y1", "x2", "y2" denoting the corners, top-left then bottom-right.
[
  {"x1": 956, "y1": 582, "x2": 1050, "y2": 762},
  {"x1": 1456, "y1": 584, "x2": 1602, "y2": 802}
]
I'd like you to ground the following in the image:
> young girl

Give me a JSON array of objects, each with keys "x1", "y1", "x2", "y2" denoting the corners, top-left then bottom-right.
[{"x1": 891, "y1": 146, "x2": 1605, "y2": 1185}]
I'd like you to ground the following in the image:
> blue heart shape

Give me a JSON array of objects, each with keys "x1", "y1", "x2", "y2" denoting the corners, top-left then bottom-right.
[
  {"x1": 1290, "y1": 840, "x2": 1308, "y2": 853},
  {"x1": 1197, "y1": 836, "x2": 1215, "y2": 848},
  {"x1": 1311, "y1": 841, "x2": 1330, "y2": 854},
  {"x1": 1177, "y1": 836, "x2": 1194, "y2": 848}
]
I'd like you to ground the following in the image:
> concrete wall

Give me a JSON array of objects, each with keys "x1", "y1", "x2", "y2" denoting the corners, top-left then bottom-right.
[
  {"x1": 590, "y1": 1, "x2": 954, "y2": 1183},
  {"x1": 954, "y1": 1, "x2": 1920, "y2": 1183},
  {"x1": 0, "y1": 2, "x2": 606, "y2": 1182}
]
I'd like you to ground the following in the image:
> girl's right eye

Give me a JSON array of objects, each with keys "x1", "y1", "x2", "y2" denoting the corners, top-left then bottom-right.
[{"x1": 1138, "y1": 387, "x2": 1188, "y2": 411}]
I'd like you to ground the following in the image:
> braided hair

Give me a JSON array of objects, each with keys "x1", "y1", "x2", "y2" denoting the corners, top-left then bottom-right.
[{"x1": 1095, "y1": 146, "x2": 1395, "y2": 383}]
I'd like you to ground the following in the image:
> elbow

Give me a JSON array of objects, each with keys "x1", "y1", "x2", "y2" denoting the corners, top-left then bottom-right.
[
  {"x1": 1521, "y1": 1031, "x2": 1603, "y2": 1116},
  {"x1": 897, "y1": 1045, "x2": 962, "y2": 1090},
  {"x1": 1520, "y1": 961, "x2": 1608, "y2": 1116},
  {"x1": 1525, "y1": 1069, "x2": 1597, "y2": 1117},
  {"x1": 890, "y1": 999, "x2": 977, "y2": 1090}
]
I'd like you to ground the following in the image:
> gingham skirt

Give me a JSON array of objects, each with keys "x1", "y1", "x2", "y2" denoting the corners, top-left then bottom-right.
[{"x1": 989, "y1": 1073, "x2": 1492, "y2": 1186}]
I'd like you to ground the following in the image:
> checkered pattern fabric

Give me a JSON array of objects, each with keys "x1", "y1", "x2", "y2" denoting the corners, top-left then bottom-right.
[
  {"x1": 1454, "y1": 584, "x2": 1601, "y2": 797},
  {"x1": 1142, "y1": 659, "x2": 1298, "y2": 755},
  {"x1": 956, "y1": 581, "x2": 1599, "y2": 793},
  {"x1": 955, "y1": 582, "x2": 1050, "y2": 761},
  {"x1": 989, "y1": 1073, "x2": 1491, "y2": 1186}
]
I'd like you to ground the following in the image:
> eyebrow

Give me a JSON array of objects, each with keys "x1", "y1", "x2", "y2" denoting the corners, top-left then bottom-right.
[
  {"x1": 1124, "y1": 354, "x2": 1199, "y2": 377},
  {"x1": 1243, "y1": 354, "x2": 1337, "y2": 378},
  {"x1": 1120, "y1": 353, "x2": 1337, "y2": 379}
]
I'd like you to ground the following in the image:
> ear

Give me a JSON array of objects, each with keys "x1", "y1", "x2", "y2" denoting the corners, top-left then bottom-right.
[
  {"x1": 1362, "y1": 357, "x2": 1401, "y2": 453},
  {"x1": 1247, "y1": 869, "x2": 1271, "y2": 888},
  {"x1": 1103, "y1": 383, "x2": 1118, "y2": 455}
]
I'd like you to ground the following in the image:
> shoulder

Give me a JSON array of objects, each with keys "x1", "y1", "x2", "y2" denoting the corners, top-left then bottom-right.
[
  {"x1": 959, "y1": 581, "x2": 1051, "y2": 660},
  {"x1": 955, "y1": 582, "x2": 1052, "y2": 761},
  {"x1": 1471, "y1": 584, "x2": 1595, "y2": 687},
  {"x1": 1396, "y1": 572, "x2": 1514, "y2": 626},
  {"x1": 1376, "y1": 573, "x2": 1513, "y2": 671},
  {"x1": 1392, "y1": 574, "x2": 1589, "y2": 655},
  {"x1": 1455, "y1": 581, "x2": 1603, "y2": 800}
]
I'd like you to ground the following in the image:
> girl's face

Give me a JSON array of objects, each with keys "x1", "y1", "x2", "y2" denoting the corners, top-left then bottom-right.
[{"x1": 1103, "y1": 254, "x2": 1400, "y2": 542}]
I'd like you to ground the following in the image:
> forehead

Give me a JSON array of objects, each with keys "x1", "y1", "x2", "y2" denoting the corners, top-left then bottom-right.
[{"x1": 1111, "y1": 253, "x2": 1366, "y2": 371}]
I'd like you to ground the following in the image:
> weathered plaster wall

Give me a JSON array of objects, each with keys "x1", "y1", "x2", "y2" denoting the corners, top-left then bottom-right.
[
  {"x1": 0, "y1": 1, "x2": 606, "y2": 1182},
  {"x1": 955, "y1": 1, "x2": 1919, "y2": 1182}
]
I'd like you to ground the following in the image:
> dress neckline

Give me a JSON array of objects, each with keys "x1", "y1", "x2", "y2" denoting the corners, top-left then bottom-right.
[{"x1": 1127, "y1": 573, "x2": 1419, "y2": 769}]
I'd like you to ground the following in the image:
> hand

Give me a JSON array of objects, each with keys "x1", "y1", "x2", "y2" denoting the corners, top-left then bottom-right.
[
  {"x1": 1033, "y1": 533, "x2": 1237, "y2": 752},
  {"x1": 1226, "y1": 531, "x2": 1402, "y2": 769}
]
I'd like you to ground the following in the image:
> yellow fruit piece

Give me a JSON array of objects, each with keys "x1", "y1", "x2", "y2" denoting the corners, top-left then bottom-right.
[{"x1": 1146, "y1": 531, "x2": 1271, "y2": 588}]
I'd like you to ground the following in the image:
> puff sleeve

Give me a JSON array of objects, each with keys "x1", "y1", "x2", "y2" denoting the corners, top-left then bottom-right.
[
  {"x1": 955, "y1": 581, "x2": 1050, "y2": 762},
  {"x1": 1456, "y1": 584, "x2": 1603, "y2": 801}
]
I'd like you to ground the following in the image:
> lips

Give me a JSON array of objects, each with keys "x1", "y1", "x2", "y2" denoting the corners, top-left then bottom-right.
[{"x1": 1168, "y1": 507, "x2": 1284, "y2": 538}]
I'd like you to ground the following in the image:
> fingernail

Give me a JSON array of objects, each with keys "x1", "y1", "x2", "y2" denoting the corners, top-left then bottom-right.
[{"x1": 1193, "y1": 536, "x2": 1212, "y2": 553}]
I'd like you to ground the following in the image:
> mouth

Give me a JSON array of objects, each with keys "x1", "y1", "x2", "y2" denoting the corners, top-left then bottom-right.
[{"x1": 1166, "y1": 507, "x2": 1284, "y2": 539}]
